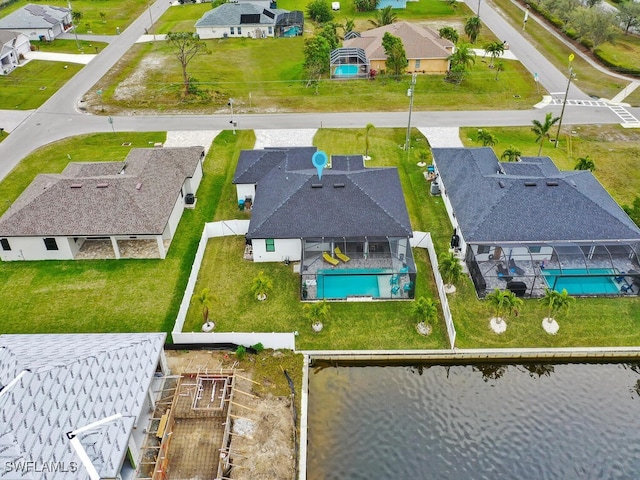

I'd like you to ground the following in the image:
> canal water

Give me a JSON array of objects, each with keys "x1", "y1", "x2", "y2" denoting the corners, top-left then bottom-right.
[{"x1": 307, "y1": 362, "x2": 640, "y2": 480}]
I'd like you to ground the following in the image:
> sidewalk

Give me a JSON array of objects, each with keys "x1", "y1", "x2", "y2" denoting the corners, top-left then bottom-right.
[{"x1": 24, "y1": 51, "x2": 96, "y2": 65}]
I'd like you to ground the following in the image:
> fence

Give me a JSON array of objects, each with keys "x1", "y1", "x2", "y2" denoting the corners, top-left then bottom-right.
[
  {"x1": 411, "y1": 231, "x2": 457, "y2": 349},
  {"x1": 172, "y1": 331, "x2": 296, "y2": 350}
]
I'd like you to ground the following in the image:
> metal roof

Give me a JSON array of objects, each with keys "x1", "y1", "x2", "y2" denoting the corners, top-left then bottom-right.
[{"x1": 0, "y1": 333, "x2": 166, "y2": 479}]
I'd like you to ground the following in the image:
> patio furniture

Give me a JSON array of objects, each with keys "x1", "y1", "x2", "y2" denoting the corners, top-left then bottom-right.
[
  {"x1": 390, "y1": 275, "x2": 399, "y2": 285},
  {"x1": 403, "y1": 282, "x2": 413, "y2": 292},
  {"x1": 323, "y1": 252, "x2": 339, "y2": 266},
  {"x1": 507, "y1": 280, "x2": 527, "y2": 297},
  {"x1": 334, "y1": 247, "x2": 350, "y2": 263},
  {"x1": 497, "y1": 263, "x2": 513, "y2": 282},
  {"x1": 621, "y1": 283, "x2": 634, "y2": 293},
  {"x1": 391, "y1": 285, "x2": 400, "y2": 295},
  {"x1": 508, "y1": 258, "x2": 525, "y2": 276}
]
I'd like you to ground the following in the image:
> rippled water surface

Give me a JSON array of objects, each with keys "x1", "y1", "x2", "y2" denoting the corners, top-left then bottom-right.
[{"x1": 307, "y1": 363, "x2": 640, "y2": 480}]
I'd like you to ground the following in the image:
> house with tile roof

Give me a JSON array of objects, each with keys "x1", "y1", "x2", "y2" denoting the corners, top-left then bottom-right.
[
  {"x1": 233, "y1": 147, "x2": 416, "y2": 300},
  {"x1": 0, "y1": 4, "x2": 71, "y2": 41},
  {"x1": 0, "y1": 333, "x2": 167, "y2": 480},
  {"x1": 332, "y1": 21, "x2": 454, "y2": 78},
  {"x1": 0, "y1": 31, "x2": 30, "y2": 75},
  {"x1": 432, "y1": 147, "x2": 640, "y2": 298},
  {"x1": 0, "y1": 146, "x2": 205, "y2": 261},
  {"x1": 195, "y1": 3, "x2": 303, "y2": 39}
]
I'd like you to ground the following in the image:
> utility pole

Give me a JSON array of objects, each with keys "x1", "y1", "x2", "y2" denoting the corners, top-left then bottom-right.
[
  {"x1": 68, "y1": 1, "x2": 80, "y2": 51},
  {"x1": 555, "y1": 54, "x2": 574, "y2": 149},
  {"x1": 148, "y1": 0, "x2": 156, "y2": 41},
  {"x1": 405, "y1": 73, "x2": 417, "y2": 157},
  {"x1": 477, "y1": 0, "x2": 481, "y2": 19}
]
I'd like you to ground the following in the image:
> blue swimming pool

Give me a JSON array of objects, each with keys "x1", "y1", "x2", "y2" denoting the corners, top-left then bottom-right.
[
  {"x1": 283, "y1": 25, "x2": 301, "y2": 37},
  {"x1": 542, "y1": 268, "x2": 619, "y2": 295},
  {"x1": 317, "y1": 268, "x2": 391, "y2": 299},
  {"x1": 333, "y1": 64, "x2": 359, "y2": 77},
  {"x1": 377, "y1": 0, "x2": 407, "y2": 8}
]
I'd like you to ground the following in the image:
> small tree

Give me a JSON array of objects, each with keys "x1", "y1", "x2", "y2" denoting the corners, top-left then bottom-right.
[
  {"x1": 438, "y1": 251, "x2": 463, "y2": 292},
  {"x1": 307, "y1": 0, "x2": 333, "y2": 23},
  {"x1": 304, "y1": 35, "x2": 331, "y2": 92},
  {"x1": 165, "y1": 32, "x2": 209, "y2": 97},
  {"x1": 382, "y1": 32, "x2": 407, "y2": 80},
  {"x1": 72, "y1": 10, "x2": 83, "y2": 25},
  {"x1": 251, "y1": 271, "x2": 273, "y2": 301},
  {"x1": 305, "y1": 300, "x2": 330, "y2": 332},
  {"x1": 353, "y1": 0, "x2": 377, "y2": 13},
  {"x1": 494, "y1": 60, "x2": 505, "y2": 81},
  {"x1": 364, "y1": 123, "x2": 375, "y2": 158},
  {"x1": 343, "y1": 17, "x2": 356, "y2": 35},
  {"x1": 574, "y1": 155, "x2": 595, "y2": 171},
  {"x1": 99, "y1": 12, "x2": 107, "y2": 24},
  {"x1": 486, "y1": 288, "x2": 508, "y2": 319},
  {"x1": 540, "y1": 288, "x2": 574, "y2": 320},
  {"x1": 193, "y1": 287, "x2": 214, "y2": 329},
  {"x1": 622, "y1": 196, "x2": 640, "y2": 227},
  {"x1": 531, "y1": 112, "x2": 560, "y2": 156},
  {"x1": 483, "y1": 41, "x2": 504, "y2": 67},
  {"x1": 475, "y1": 128, "x2": 497, "y2": 147},
  {"x1": 438, "y1": 26, "x2": 459, "y2": 45},
  {"x1": 617, "y1": 2, "x2": 640, "y2": 35},
  {"x1": 412, "y1": 296, "x2": 438, "y2": 336},
  {"x1": 501, "y1": 145, "x2": 521, "y2": 162},
  {"x1": 464, "y1": 16, "x2": 481, "y2": 44}
]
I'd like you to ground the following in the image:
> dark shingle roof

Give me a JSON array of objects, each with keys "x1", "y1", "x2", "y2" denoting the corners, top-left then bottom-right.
[
  {"x1": 0, "y1": 4, "x2": 70, "y2": 30},
  {"x1": 0, "y1": 147, "x2": 204, "y2": 237},
  {"x1": 432, "y1": 147, "x2": 640, "y2": 243},
  {"x1": 239, "y1": 150, "x2": 412, "y2": 238},
  {"x1": 195, "y1": 3, "x2": 288, "y2": 27}
]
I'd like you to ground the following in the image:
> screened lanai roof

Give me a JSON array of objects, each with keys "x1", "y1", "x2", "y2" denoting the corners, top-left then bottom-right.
[{"x1": 330, "y1": 47, "x2": 368, "y2": 65}]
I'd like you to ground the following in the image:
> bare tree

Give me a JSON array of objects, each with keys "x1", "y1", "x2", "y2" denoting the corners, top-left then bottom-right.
[{"x1": 165, "y1": 32, "x2": 209, "y2": 97}]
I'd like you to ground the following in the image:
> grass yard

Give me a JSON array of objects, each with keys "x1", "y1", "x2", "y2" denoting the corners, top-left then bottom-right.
[
  {"x1": 31, "y1": 39, "x2": 108, "y2": 54},
  {"x1": 0, "y1": 61, "x2": 82, "y2": 110},
  {"x1": 0, "y1": 130, "x2": 240, "y2": 336},
  {"x1": 94, "y1": 38, "x2": 538, "y2": 114},
  {"x1": 490, "y1": 0, "x2": 628, "y2": 100},
  {"x1": 155, "y1": 2, "x2": 211, "y2": 33},
  {"x1": 596, "y1": 34, "x2": 640, "y2": 76},
  {"x1": 0, "y1": 0, "x2": 152, "y2": 35}
]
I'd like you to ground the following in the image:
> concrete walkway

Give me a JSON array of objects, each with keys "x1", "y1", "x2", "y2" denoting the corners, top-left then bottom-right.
[
  {"x1": 135, "y1": 34, "x2": 168, "y2": 43},
  {"x1": 164, "y1": 130, "x2": 220, "y2": 155},
  {"x1": 253, "y1": 129, "x2": 318, "y2": 149},
  {"x1": 417, "y1": 127, "x2": 463, "y2": 148},
  {"x1": 472, "y1": 49, "x2": 518, "y2": 61},
  {"x1": 58, "y1": 32, "x2": 118, "y2": 44},
  {"x1": 610, "y1": 81, "x2": 640, "y2": 104},
  {"x1": 24, "y1": 51, "x2": 96, "y2": 65}
]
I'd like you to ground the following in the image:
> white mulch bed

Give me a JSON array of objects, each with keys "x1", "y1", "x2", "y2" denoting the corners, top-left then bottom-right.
[
  {"x1": 490, "y1": 317, "x2": 507, "y2": 334},
  {"x1": 542, "y1": 317, "x2": 559, "y2": 335}
]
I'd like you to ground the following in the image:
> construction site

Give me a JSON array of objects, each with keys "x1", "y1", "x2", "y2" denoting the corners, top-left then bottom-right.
[{"x1": 134, "y1": 350, "x2": 298, "y2": 480}]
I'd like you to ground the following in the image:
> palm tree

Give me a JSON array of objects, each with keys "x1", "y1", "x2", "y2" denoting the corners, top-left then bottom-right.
[
  {"x1": 531, "y1": 112, "x2": 560, "y2": 156},
  {"x1": 439, "y1": 26, "x2": 459, "y2": 44},
  {"x1": 483, "y1": 41, "x2": 505, "y2": 67},
  {"x1": 251, "y1": 271, "x2": 273, "y2": 301},
  {"x1": 343, "y1": 18, "x2": 356, "y2": 36},
  {"x1": 501, "y1": 145, "x2": 521, "y2": 162},
  {"x1": 369, "y1": 5, "x2": 397, "y2": 27},
  {"x1": 464, "y1": 16, "x2": 481, "y2": 43},
  {"x1": 438, "y1": 251, "x2": 463, "y2": 292},
  {"x1": 364, "y1": 123, "x2": 375, "y2": 158},
  {"x1": 193, "y1": 287, "x2": 214, "y2": 329},
  {"x1": 412, "y1": 296, "x2": 438, "y2": 336},
  {"x1": 305, "y1": 300, "x2": 330, "y2": 332},
  {"x1": 574, "y1": 155, "x2": 596, "y2": 171},
  {"x1": 540, "y1": 288, "x2": 574, "y2": 320},
  {"x1": 485, "y1": 288, "x2": 508, "y2": 319},
  {"x1": 503, "y1": 290, "x2": 523, "y2": 319},
  {"x1": 448, "y1": 43, "x2": 476, "y2": 70},
  {"x1": 475, "y1": 128, "x2": 497, "y2": 146},
  {"x1": 494, "y1": 60, "x2": 505, "y2": 80}
]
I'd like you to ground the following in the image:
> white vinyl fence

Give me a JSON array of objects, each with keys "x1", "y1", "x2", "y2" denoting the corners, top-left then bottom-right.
[
  {"x1": 172, "y1": 220, "x2": 296, "y2": 350},
  {"x1": 411, "y1": 231, "x2": 457, "y2": 349}
]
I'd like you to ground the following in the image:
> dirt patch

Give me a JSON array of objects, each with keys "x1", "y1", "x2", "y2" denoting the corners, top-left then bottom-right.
[
  {"x1": 572, "y1": 125, "x2": 640, "y2": 143},
  {"x1": 113, "y1": 54, "x2": 166, "y2": 101},
  {"x1": 165, "y1": 350, "x2": 299, "y2": 480}
]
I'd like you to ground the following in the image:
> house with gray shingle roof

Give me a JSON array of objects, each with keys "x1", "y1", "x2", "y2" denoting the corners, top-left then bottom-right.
[
  {"x1": 233, "y1": 147, "x2": 416, "y2": 300},
  {"x1": 0, "y1": 146, "x2": 205, "y2": 261},
  {"x1": 0, "y1": 31, "x2": 30, "y2": 75},
  {"x1": 195, "y1": 3, "x2": 303, "y2": 39},
  {"x1": 432, "y1": 147, "x2": 640, "y2": 298},
  {"x1": 333, "y1": 21, "x2": 453, "y2": 78},
  {"x1": 0, "y1": 332, "x2": 167, "y2": 480},
  {"x1": 0, "y1": 4, "x2": 71, "y2": 41}
]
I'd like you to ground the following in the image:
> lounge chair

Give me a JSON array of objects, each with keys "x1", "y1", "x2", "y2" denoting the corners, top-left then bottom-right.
[
  {"x1": 323, "y1": 252, "x2": 339, "y2": 266},
  {"x1": 334, "y1": 247, "x2": 350, "y2": 263},
  {"x1": 391, "y1": 285, "x2": 400, "y2": 295},
  {"x1": 390, "y1": 275, "x2": 399, "y2": 285},
  {"x1": 496, "y1": 263, "x2": 513, "y2": 282},
  {"x1": 508, "y1": 258, "x2": 525, "y2": 276}
]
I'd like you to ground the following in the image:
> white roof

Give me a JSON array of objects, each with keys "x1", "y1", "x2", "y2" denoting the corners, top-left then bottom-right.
[{"x1": 0, "y1": 333, "x2": 166, "y2": 479}]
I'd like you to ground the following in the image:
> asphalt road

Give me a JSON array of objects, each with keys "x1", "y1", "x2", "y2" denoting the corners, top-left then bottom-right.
[{"x1": 0, "y1": 0, "x2": 636, "y2": 183}]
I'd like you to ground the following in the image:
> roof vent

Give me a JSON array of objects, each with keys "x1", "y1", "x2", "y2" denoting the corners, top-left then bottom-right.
[
  {"x1": 70, "y1": 184, "x2": 82, "y2": 188},
  {"x1": 136, "y1": 182, "x2": 143, "y2": 190},
  {"x1": 311, "y1": 183, "x2": 323, "y2": 188},
  {"x1": 333, "y1": 183, "x2": 345, "y2": 188},
  {"x1": 524, "y1": 182, "x2": 537, "y2": 187},
  {"x1": 546, "y1": 181, "x2": 559, "y2": 186},
  {"x1": 498, "y1": 180, "x2": 506, "y2": 188},
  {"x1": 96, "y1": 183, "x2": 108, "y2": 188}
]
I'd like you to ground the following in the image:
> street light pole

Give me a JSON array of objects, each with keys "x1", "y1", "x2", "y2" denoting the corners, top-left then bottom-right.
[
  {"x1": 477, "y1": 0, "x2": 481, "y2": 19},
  {"x1": 555, "y1": 54, "x2": 575, "y2": 149},
  {"x1": 405, "y1": 73, "x2": 417, "y2": 157}
]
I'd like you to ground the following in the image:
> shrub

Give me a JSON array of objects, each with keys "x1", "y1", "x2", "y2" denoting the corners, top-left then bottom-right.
[
  {"x1": 251, "y1": 342, "x2": 265, "y2": 353},
  {"x1": 235, "y1": 345, "x2": 246, "y2": 360},
  {"x1": 307, "y1": 0, "x2": 333, "y2": 23}
]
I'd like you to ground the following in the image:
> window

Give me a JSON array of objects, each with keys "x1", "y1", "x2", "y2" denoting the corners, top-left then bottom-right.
[
  {"x1": 415, "y1": 59, "x2": 421, "y2": 69},
  {"x1": 230, "y1": 27, "x2": 234, "y2": 34},
  {"x1": 0, "y1": 238, "x2": 10, "y2": 251},
  {"x1": 529, "y1": 246, "x2": 542, "y2": 253},
  {"x1": 477, "y1": 245, "x2": 490, "y2": 255},
  {"x1": 238, "y1": 27, "x2": 242, "y2": 35},
  {"x1": 268, "y1": 26, "x2": 273, "y2": 35},
  {"x1": 265, "y1": 238, "x2": 275, "y2": 252},
  {"x1": 44, "y1": 237, "x2": 58, "y2": 251}
]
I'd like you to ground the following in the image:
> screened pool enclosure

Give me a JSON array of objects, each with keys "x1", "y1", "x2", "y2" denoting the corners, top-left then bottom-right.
[
  {"x1": 466, "y1": 241, "x2": 640, "y2": 298},
  {"x1": 300, "y1": 237, "x2": 416, "y2": 300}
]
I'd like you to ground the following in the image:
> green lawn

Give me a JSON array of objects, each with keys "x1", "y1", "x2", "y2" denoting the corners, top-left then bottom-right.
[
  {"x1": 96, "y1": 38, "x2": 538, "y2": 114},
  {"x1": 31, "y1": 39, "x2": 108, "y2": 54},
  {"x1": 155, "y1": 2, "x2": 211, "y2": 33},
  {"x1": 0, "y1": 61, "x2": 82, "y2": 110},
  {"x1": 596, "y1": 34, "x2": 640, "y2": 76},
  {"x1": 0, "y1": 0, "x2": 152, "y2": 35}
]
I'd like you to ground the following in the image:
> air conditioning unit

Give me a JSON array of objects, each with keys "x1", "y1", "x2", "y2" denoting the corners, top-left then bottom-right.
[{"x1": 185, "y1": 193, "x2": 195, "y2": 205}]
